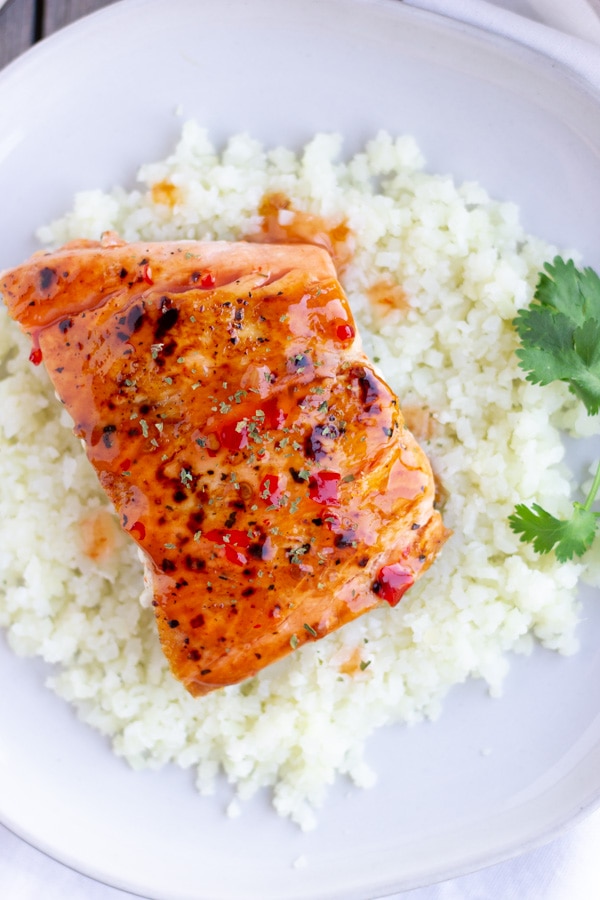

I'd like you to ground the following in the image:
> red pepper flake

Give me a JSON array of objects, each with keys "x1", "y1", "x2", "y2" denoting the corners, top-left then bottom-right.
[
  {"x1": 120, "y1": 458, "x2": 132, "y2": 471},
  {"x1": 204, "y1": 528, "x2": 250, "y2": 566},
  {"x1": 220, "y1": 421, "x2": 249, "y2": 451},
  {"x1": 259, "y1": 473, "x2": 286, "y2": 507},
  {"x1": 261, "y1": 396, "x2": 287, "y2": 430},
  {"x1": 28, "y1": 347, "x2": 43, "y2": 366},
  {"x1": 309, "y1": 471, "x2": 341, "y2": 505},
  {"x1": 204, "y1": 528, "x2": 250, "y2": 548},
  {"x1": 142, "y1": 264, "x2": 154, "y2": 285},
  {"x1": 201, "y1": 272, "x2": 216, "y2": 288},
  {"x1": 336, "y1": 323, "x2": 355, "y2": 342},
  {"x1": 224, "y1": 545, "x2": 248, "y2": 566},
  {"x1": 130, "y1": 520, "x2": 146, "y2": 541},
  {"x1": 322, "y1": 511, "x2": 340, "y2": 530},
  {"x1": 374, "y1": 564, "x2": 414, "y2": 607}
]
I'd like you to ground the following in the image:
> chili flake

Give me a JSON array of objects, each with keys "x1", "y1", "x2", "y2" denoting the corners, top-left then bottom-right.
[{"x1": 308, "y1": 471, "x2": 341, "y2": 505}]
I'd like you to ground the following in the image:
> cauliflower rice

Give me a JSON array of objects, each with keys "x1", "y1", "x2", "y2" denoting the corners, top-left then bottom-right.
[{"x1": 1, "y1": 123, "x2": 598, "y2": 829}]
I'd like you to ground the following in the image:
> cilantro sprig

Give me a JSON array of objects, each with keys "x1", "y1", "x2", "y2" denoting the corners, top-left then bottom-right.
[
  {"x1": 509, "y1": 462, "x2": 600, "y2": 562},
  {"x1": 508, "y1": 257, "x2": 600, "y2": 561}
]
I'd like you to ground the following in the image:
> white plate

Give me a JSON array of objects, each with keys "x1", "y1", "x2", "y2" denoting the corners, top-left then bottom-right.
[{"x1": 1, "y1": 1, "x2": 600, "y2": 898}]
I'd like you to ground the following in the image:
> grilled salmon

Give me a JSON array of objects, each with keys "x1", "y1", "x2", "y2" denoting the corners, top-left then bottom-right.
[{"x1": 1, "y1": 233, "x2": 448, "y2": 695}]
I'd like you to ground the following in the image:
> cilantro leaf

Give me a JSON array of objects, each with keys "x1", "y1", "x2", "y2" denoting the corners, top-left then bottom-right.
[
  {"x1": 572, "y1": 319, "x2": 600, "y2": 413},
  {"x1": 535, "y1": 257, "x2": 600, "y2": 325},
  {"x1": 509, "y1": 503, "x2": 598, "y2": 562},
  {"x1": 513, "y1": 257, "x2": 600, "y2": 415}
]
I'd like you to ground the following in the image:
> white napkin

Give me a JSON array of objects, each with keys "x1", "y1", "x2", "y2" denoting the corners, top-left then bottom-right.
[
  {"x1": 406, "y1": 0, "x2": 600, "y2": 42},
  {"x1": 508, "y1": 0, "x2": 600, "y2": 43}
]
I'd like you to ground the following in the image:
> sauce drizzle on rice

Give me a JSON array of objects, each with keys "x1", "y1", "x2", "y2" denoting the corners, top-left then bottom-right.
[
  {"x1": 151, "y1": 180, "x2": 181, "y2": 208},
  {"x1": 248, "y1": 192, "x2": 354, "y2": 271},
  {"x1": 79, "y1": 509, "x2": 119, "y2": 562}
]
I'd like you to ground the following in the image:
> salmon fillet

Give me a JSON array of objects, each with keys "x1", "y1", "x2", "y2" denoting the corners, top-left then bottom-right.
[{"x1": 1, "y1": 233, "x2": 448, "y2": 695}]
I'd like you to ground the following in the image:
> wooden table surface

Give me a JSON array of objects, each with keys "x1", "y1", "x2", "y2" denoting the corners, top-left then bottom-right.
[{"x1": 0, "y1": 0, "x2": 117, "y2": 69}]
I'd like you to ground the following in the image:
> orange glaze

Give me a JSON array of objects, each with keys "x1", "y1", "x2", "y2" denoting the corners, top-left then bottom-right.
[
  {"x1": 1, "y1": 234, "x2": 449, "y2": 696},
  {"x1": 247, "y1": 193, "x2": 354, "y2": 272},
  {"x1": 151, "y1": 180, "x2": 181, "y2": 208},
  {"x1": 78, "y1": 509, "x2": 119, "y2": 562},
  {"x1": 339, "y1": 647, "x2": 365, "y2": 676},
  {"x1": 402, "y1": 406, "x2": 437, "y2": 442},
  {"x1": 367, "y1": 280, "x2": 410, "y2": 313}
]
